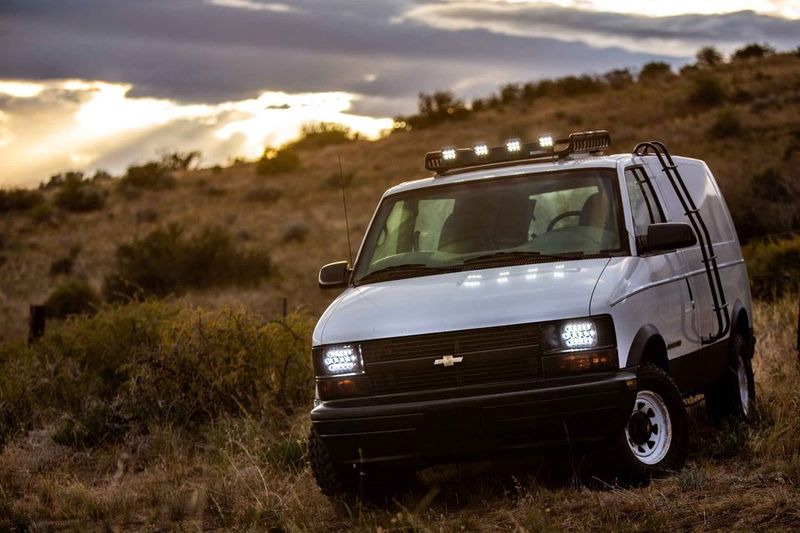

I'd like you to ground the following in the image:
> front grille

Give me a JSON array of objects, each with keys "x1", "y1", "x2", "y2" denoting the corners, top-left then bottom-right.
[{"x1": 362, "y1": 323, "x2": 542, "y2": 395}]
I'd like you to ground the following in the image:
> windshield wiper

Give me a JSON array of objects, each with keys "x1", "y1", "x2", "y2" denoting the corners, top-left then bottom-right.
[
  {"x1": 357, "y1": 263, "x2": 461, "y2": 284},
  {"x1": 462, "y1": 250, "x2": 588, "y2": 265}
]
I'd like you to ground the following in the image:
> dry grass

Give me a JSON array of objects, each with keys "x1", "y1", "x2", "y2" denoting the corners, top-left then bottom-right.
[{"x1": 1, "y1": 296, "x2": 798, "y2": 531}]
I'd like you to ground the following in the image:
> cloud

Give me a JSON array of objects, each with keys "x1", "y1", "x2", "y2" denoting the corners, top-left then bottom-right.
[
  {"x1": 400, "y1": 2, "x2": 800, "y2": 56},
  {"x1": 206, "y1": 0, "x2": 298, "y2": 13},
  {"x1": 0, "y1": 80, "x2": 393, "y2": 187}
]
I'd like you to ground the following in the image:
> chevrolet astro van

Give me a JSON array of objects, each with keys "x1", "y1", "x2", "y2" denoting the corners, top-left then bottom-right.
[{"x1": 308, "y1": 131, "x2": 755, "y2": 497}]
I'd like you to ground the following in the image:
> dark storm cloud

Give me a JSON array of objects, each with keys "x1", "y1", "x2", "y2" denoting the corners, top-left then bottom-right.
[{"x1": 1, "y1": 0, "x2": 683, "y2": 110}]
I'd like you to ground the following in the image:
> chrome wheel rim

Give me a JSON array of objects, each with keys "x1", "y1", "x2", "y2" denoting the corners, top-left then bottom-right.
[
  {"x1": 626, "y1": 390, "x2": 672, "y2": 465},
  {"x1": 738, "y1": 355, "x2": 750, "y2": 417}
]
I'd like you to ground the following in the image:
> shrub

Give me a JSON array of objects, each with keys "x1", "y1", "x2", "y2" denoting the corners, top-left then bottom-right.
[
  {"x1": 159, "y1": 150, "x2": 201, "y2": 171},
  {"x1": 323, "y1": 170, "x2": 356, "y2": 189},
  {"x1": 732, "y1": 43, "x2": 775, "y2": 61},
  {"x1": 0, "y1": 188, "x2": 45, "y2": 213},
  {"x1": 243, "y1": 186, "x2": 282, "y2": 203},
  {"x1": 49, "y1": 245, "x2": 81, "y2": 276},
  {"x1": 751, "y1": 169, "x2": 790, "y2": 202},
  {"x1": 0, "y1": 302, "x2": 313, "y2": 446},
  {"x1": 696, "y1": 46, "x2": 724, "y2": 68},
  {"x1": 135, "y1": 208, "x2": 159, "y2": 223},
  {"x1": 104, "y1": 225, "x2": 273, "y2": 300},
  {"x1": 602, "y1": 68, "x2": 634, "y2": 89},
  {"x1": 742, "y1": 235, "x2": 800, "y2": 298},
  {"x1": 45, "y1": 281, "x2": 100, "y2": 318},
  {"x1": 639, "y1": 61, "x2": 673, "y2": 82},
  {"x1": 54, "y1": 174, "x2": 106, "y2": 212},
  {"x1": 256, "y1": 148, "x2": 300, "y2": 176},
  {"x1": 282, "y1": 222, "x2": 309, "y2": 243},
  {"x1": 709, "y1": 109, "x2": 743, "y2": 139},
  {"x1": 688, "y1": 75, "x2": 726, "y2": 109},
  {"x1": 288, "y1": 123, "x2": 356, "y2": 150},
  {"x1": 119, "y1": 162, "x2": 176, "y2": 190}
]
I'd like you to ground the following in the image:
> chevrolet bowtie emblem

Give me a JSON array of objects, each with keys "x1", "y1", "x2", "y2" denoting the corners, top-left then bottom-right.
[{"x1": 434, "y1": 355, "x2": 463, "y2": 367}]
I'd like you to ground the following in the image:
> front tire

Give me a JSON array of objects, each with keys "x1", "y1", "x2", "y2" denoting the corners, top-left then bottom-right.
[
  {"x1": 308, "y1": 427, "x2": 359, "y2": 498},
  {"x1": 615, "y1": 364, "x2": 688, "y2": 484}
]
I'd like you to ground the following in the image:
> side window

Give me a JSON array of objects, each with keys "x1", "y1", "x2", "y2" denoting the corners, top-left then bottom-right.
[
  {"x1": 415, "y1": 199, "x2": 455, "y2": 251},
  {"x1": 625, "y1": 168, "x2": 665, "y2": 236}
]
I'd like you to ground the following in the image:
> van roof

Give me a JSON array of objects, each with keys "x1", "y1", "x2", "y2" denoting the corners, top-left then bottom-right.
[{"x1": 384, "y1": 153, "x2": 631, "y2": 197}]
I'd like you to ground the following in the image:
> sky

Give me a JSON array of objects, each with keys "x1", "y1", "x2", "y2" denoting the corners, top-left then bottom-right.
[{"x1": 1, "y1": 0, "x2": 799, "y2": 187}]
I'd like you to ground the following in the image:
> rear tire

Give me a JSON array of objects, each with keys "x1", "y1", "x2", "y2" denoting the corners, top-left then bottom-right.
[
  {"x1": 614, "y1": 364, "x2": 688, "y2": 485},
  {"x1": 705, "y1": 333, "x2": 755, "y2": 423}
]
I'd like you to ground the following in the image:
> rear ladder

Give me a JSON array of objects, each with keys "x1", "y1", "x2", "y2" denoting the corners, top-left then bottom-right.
[{"x1": 633, "y1": 141, "x2": 730, "y2": 344}]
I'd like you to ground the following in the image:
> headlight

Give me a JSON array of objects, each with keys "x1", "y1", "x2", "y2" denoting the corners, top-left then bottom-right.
[
  {"x1": 542, "y1": 316, "x2": 614, "y2": 353},
  {"x1": 320, "y1": 344, "x2": 363, "y2": 376},
  {"x1": 560, "y1": 320, "x2": 598, "y2": 349}
]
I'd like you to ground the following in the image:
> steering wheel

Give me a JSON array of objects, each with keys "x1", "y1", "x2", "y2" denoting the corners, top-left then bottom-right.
[{"x1": 547, "y1": 210, "x2": 582, "y2": 232}]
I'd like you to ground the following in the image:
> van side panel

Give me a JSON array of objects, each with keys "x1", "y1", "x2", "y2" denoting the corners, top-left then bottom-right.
[{"x1": 644, "y1": 157, "x2": 751, "y2": 387}]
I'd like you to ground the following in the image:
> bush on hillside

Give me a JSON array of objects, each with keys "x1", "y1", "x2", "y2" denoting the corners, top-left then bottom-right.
[
  {"x1": 639, "y1": 61, "x2": 673, "y2": 82},
  {"x1": 54, "y1": 173, "x2": 106, "y2": 212},
  {"x1": 243, "y1": 186, "x2": 283, "y2": 203},
  {"x1": 732, "y1": 43, "x2": 775, "y2": 61},
  {"x1": 49, "y1": 245, "x2": 82, "y2": 276},
  {"x1": 119, "y1": 162, "x2": 177, "y2": 190},
  {"x1": 602, "y1": 68, "x2": 635, "y2": 89},
  {"x1": 45, "y1": 281, "x2": 100, "y2": 318},
  {"x1": 103, "y1": 225, "x2": 273, "y2": 300},
  {"x1": 0, "y1": 188, "x2": 45, "y2": 213},
  {"x1": 709, "y1": 109, "x2": 744, "y2": 139},
  {"x1": 0, "y1": 301, "x2": 313, "y2": 447},
  {"x1": 323, "y1": 170, "x2": 356, "y2": 189},
  {"x1": 159, "y1": 150, "x2": 202, "y2": 171},
  {"x1": 288, "y1": 123, "x2": 357, "y2": 150},
  {"x1": 751, "y1": 169, "x2": 790, "y2": 202},
  {"x1": 281, "y1": 222, "x2": 309, "y2": 244},
  {"x1": 696, "y1": 46, "x2": 724, "y2": 68},
  {"x1": 688, "y1": 75, "x2": 726, "y2": 109},
  {"x1": 743, "y1": 235, "x2": 800, "y2": 298},
  {"x1": 256, "y1": 147, "x2": 300, "y2": 176}
]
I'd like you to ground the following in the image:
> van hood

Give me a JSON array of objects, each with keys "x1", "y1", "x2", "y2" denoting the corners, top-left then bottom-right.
[{"x1": 314, "y1": 258, "x2": 612, "y2": 345}]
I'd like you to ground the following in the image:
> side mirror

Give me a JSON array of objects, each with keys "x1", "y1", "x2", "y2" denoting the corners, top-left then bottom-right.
[
  {"x1": 641, "y1": 222, "x2": 697, "y2": 253},
  {"x1": 319, "y1": 261, "x2": 351, "y2": 289}
]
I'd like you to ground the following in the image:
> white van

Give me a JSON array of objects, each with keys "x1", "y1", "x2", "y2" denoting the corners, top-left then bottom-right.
[{"x1": 308, "y1": 131, "x2": 755, "y2": 497}]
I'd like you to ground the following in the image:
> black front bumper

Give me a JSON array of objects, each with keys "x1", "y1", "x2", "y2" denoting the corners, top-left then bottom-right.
[{"x1": 311, "y1": 371, "x2": 637, "y2": 469}]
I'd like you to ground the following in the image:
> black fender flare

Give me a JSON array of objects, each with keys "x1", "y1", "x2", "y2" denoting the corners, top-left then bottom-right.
[
  {"x1": 729, "y1": 300, "x2": 753, "y2": 358},
  {"x1": 625, "y1": 324, "x2": 666, "y2": 370}
]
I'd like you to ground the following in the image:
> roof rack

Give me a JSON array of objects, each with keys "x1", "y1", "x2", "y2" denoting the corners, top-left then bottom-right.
[{"x1": 424, "y1": 130, "x2": 611, "y2": 175}]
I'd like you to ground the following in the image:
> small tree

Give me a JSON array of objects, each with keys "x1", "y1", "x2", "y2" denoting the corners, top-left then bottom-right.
[
  {"x1": 639, "y1": 62, "x2": 673, "y2": 82},
  {"x1": 732, "y1": 43, "x2": 775, "y2": 61},
  {"x1": 256, "y1": 147, "x2": 300, "y2": 176},
  {"x1": 696, "y1": 46, "x2": 724, "y2": 68}
]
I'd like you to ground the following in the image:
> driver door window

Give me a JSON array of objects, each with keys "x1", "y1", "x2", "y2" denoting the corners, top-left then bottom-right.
[{"x1": 625, "y1": 167, "x2": 665, "y2": 236}]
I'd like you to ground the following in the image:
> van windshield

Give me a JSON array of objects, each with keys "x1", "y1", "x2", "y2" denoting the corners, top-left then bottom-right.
[{"x1": 353, "y1": 169, "x2": 626, "y2": 284}]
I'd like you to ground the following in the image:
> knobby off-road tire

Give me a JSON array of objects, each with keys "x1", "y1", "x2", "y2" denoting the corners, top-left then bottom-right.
[
  {"x1": 706, "y1": 332, "x2": 756, "y2": 423},
  {"x1": 308, "y1": 427, "x2": 415, "y2": 503},
  {"x1": 308, "y1": 427, "x2": 359, "y2": 499},
  {"x1": 615, "y1": 364, "x2": 688, "y2": 485}
]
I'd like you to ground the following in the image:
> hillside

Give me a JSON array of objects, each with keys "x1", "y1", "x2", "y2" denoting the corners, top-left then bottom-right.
[
  {"x1": 1, "y1": 51, "x2": 800, "y2": 531},
  {"x1": 1, "y1": 52, "x2": 800, "y2": 340}
]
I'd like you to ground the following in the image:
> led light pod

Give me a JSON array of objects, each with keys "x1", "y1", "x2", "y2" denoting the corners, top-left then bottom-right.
[
  {"x1": 506, "y1": 139, "x2": 521, "y2": 152},
  {"x1": 322, "y1": 344, "x2": 363, "y2": 375},
  {"x1": 473, "y1": 143, "x2": 489, "y2": 156},
  {"x1": 560, "y1": 320, "x2": 598, "y2": 349}
]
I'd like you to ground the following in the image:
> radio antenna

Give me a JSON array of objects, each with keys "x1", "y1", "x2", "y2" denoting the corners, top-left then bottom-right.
[{"x1": 338, "y1": 155, "x2": 353, "y2": 265}]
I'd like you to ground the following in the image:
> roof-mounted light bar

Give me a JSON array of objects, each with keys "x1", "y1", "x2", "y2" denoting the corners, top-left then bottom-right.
[{"x1": 424, "y1": 130, "x2": 611, "y2": 174}]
